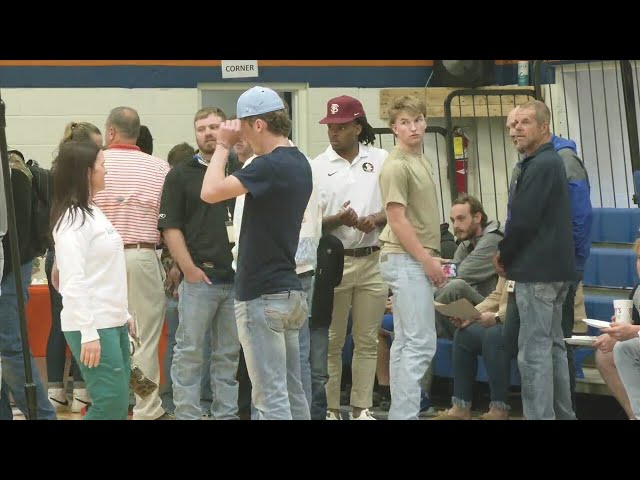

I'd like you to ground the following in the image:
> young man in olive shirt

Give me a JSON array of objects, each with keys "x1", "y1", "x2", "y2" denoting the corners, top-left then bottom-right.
[{"x1": 378, "y1": 96, "x2": 447, "y2": 420}]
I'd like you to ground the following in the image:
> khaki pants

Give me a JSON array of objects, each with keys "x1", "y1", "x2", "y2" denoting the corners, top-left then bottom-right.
[
  {"x1": 573, "y1": 282, "x2": 587, "y2": 333},
  {"x1": 125, "y1": 248, "x2": 166, "y2": 420},
  {"x1": 326, "y1": 251, "x2": 387, "y2": 410}
]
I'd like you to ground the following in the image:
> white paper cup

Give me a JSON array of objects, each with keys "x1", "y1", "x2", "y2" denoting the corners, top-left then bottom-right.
[{"x1": 613, "y1": 299, "x2": 634, "y2": 324}]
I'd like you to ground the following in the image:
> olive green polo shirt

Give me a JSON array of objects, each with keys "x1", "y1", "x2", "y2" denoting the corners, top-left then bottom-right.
[{"x1": 378, "y1": 147, "x2": 441, "y2": 255}]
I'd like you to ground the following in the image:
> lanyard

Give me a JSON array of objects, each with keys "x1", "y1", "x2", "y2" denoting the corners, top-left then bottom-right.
[{"x1": 195, "y1": 154, "x2": 232, "y2": 221}]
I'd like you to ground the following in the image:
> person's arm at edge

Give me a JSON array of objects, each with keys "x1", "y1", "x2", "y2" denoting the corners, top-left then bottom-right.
[{"x1": 201, "y1": 143, "x2": 248, "y2": 204}]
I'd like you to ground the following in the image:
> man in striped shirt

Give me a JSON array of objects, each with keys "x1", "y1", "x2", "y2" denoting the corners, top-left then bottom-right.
[{"x1": 94, "y1": 106, "x2": 171, "y2": 420}]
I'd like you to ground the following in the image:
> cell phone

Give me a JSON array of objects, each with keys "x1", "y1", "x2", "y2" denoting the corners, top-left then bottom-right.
[{"x1": 441, "y1": 263, "x2": 457, "y2": 278}]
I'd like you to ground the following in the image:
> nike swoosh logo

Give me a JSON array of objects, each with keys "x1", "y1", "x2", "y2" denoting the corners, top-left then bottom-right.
[
  {"x1": 50, "y1": 397, "x2": 69, "y2": 406},
  {"x1": 328, "y1": 171, "x2": 338, "y2": 176}
]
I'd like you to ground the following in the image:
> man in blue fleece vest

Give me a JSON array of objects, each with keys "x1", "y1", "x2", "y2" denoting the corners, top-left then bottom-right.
[{"x1": 551, "y1": 134, "x2": 592, "y2": 408}]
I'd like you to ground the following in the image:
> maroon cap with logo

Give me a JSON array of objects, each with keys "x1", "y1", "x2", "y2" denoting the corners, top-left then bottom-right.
[{"x1": 319, "y1": 95, "x2": 366, "y2": 124}]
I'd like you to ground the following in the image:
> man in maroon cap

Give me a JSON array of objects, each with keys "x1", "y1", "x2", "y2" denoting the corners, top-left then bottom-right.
[{"x1": 312, "y1": 95, "x2": 389, "y2": 420}]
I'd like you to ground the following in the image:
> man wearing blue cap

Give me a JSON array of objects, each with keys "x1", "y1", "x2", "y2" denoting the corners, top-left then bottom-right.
[{"x1": 201, "y1": 86, "x2": 313, "y2": 420}]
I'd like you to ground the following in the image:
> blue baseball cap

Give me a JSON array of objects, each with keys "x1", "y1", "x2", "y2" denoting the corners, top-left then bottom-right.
[{"x1": 236, "y1": 86, "x2": 285, "y2": 119}]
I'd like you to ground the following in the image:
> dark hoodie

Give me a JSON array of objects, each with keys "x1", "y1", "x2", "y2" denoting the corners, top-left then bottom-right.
[
  {"x1": 499, "y1": 142, "x2": 577, "y2": 282},
  {"x1": 439, "y1": 223, "x2": 457, "y2": 259},
  {"x1": 2, "y1": 155, "x2": 32, "y2": 280},
  {"x1": 506, "y1": 136, "x2": 592, "y2": 273}
]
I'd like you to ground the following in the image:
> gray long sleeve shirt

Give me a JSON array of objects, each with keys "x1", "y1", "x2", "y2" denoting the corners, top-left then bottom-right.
[{"x1": 453, "y1": 220, "x2": 502, "y2": 297}]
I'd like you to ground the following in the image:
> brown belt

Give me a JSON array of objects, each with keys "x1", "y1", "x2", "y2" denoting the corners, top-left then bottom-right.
[
  {"x1": 343, "y1": 246, "x2": 380, "y2": 258},
  {"x1": 124, "y1": 243, "x2": 157, "y2": 250}
]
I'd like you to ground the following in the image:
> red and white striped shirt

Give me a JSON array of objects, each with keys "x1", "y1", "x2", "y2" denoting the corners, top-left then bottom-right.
[{"x1": 93, "y1": 144, "x2": 169, "y2": 245}]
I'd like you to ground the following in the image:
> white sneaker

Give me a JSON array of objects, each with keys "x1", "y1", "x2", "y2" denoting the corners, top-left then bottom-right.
[
  {"x1": 71, "y1": 388, "x2": 91, "y2": 413},
  {"x1": 326, "y1": 410, "x2": 342, "y2": 420},
  {"x1": 349, "y1": 408, "x2": 376, "y2": 420},
  {"x1": 48, "y1": 388, "x2": 70, "y2": 411}
]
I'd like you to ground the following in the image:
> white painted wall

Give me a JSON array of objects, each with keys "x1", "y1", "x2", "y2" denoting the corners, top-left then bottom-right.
[
  {"x1": 2, "y1": 85, "x2": 388, "y2": 166},
  {"x1": 2, "y1": 88, "x2": 198, "y2": 168},
  {"x1": 468, "y1": 117, "x2": 519, "y2": 226},
  {"x1": 17, "y1": 80, "x2": 630, "y2": 280},
  {"x1": 13, "y1": 78, "x2": 633, "y2": 238},
  {"x1": 542, "y1": 62, "x2": 636, "y2": 208}
]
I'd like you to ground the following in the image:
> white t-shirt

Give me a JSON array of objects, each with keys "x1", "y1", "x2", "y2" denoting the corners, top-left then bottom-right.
[
  {"x1": 312, "y1": 143, "x2": 388, "y2": 249},
  {"x1": 231, "y1": 155, "x2": 256, "y2": 271},
  {"x1": 53, "y1": 204, "x2": 130, "y2": 343}
]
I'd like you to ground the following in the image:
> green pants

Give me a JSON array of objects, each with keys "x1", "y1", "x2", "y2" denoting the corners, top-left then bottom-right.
[{"x1": 65, "y1": 325, "x2": 130, "y2": 420}]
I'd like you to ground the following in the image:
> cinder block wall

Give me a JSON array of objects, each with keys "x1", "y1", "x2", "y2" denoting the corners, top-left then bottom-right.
[{"x1": 2, "y1": 88, "x2": 198, "y2": 167}]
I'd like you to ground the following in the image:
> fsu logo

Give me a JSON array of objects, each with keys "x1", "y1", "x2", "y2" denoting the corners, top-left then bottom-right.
[
  {"x1": 362, "y1": 162, "x2": 374, "y2": 173},
  {"x1": 330, "y1": 103, "x2": 339, "y2": 114}
]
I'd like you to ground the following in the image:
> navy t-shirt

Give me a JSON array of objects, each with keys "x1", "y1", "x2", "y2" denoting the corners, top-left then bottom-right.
[{"x1": 232, "y1": 146, "x2": 312, "y2": 301}]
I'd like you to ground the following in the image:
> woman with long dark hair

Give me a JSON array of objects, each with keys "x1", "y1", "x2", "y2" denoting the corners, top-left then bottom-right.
[
  {"x1": 51, "y1": 140, "x2": 134, "y2": 420},
  {"x1": 47, "y1": 121, "x2": 102, "y2": 413}
]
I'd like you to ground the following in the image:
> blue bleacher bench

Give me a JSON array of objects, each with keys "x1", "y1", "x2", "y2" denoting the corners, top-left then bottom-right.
[
  {"x1": 591, "y1": 207, "x2": 640, "y2": 244},
  {"x1": 583, "y1": 247, "x2": 638, "y2": 289}
]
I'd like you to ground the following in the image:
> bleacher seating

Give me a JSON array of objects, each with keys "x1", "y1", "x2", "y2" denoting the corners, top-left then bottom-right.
[
  {"x1": 584, "y1": 294, "x2": 627, "y2": 322},
  {"x1": 591, "y1": 207, "x2": 640, "y2": 244},
  {"x1": 583, "y1": 247, "x2": 638, "y2": 288},
  {"x1": 435, "y1": 338, "x2": 521, "y2": 385},
  {"x1": 340, "y1": 208, "x2": 638, "y2": 393},
  {"x1": 433, "y1": 204, "x2": 640, "y2": 386},
  {"x1": 579, "y1": 208, "x2": 637, "y2": 385}
]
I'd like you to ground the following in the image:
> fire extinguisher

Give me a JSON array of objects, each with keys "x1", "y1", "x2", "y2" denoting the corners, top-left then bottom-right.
[{"x1": 452, "y1": 127, "x2": 469, "y2": 194}]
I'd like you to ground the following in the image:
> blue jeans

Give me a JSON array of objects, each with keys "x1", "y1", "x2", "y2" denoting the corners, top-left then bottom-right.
[
  {"x1": 235, "y1": 290, "x2": 310, "y2": 420},
  {"x1": 200, "y1": 326, "x2": 213, "y2": 414},
  {"x1": 452, "y1": 322, "x2": 509, "y2": 411},
  {"x1": 515, "y1": 281, "x2": 575, "y2": 420},
  {"x1": 561, "y1": 277, "x2": 581, "y2": 411},
  {"x1": 45, "y1": 249, "x2": 82, "y2": 386},
  {"x1": 0, "y1": 262, "x2": 56, "y2": 420},
  {"x1": 160, "y1": 296, "x2": 210, "y2": 414},
  {"x1": 0, "y1": 380, "x2": 11, "y2": 419},
  {"x1": 309, "y1": 326, "x2": 329, "y2": 420},
  {"x1": 379, "y1": 253, "x2": 436, "y2": 420},
  {"x1": 298, "y1": 275, "x2": 314, "y2": 411},
  {"x1": 160, "y1": 295, "x2": 179, "y2": 414},
  {"x1": 172, "y1": 280, "x2": 240, "y2": 420},
  {"x1": 613, "y1": 338, "x2": 640, "y2": 419}
]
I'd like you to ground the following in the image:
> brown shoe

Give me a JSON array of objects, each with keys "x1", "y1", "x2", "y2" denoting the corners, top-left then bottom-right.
[
  {"x1": 479, "y1": 411, "x2": 508, "y2": 420},
  {"x1": 431, "y1": 410, "x2": 466, "y2": 420}
]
